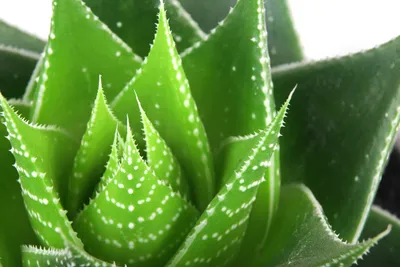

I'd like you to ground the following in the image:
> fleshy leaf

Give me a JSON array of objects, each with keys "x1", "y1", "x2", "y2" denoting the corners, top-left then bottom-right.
[
  {"x1": 359, "y1": 205, "x2": 400, "y2": 266},
  {"x1": 74, "y1": 123, "x2": 199, "y2": 266},
  {"x1": 0, "y1": 95, "x2": 82, "y2": 248},
  {"x1": 84, "y1": 0, "x2": 205, "y2": 57},
  {"x1": 139, "y1": 100, "x2": 190, "y2": 199},
  {"x1": 166, "y1": 92, "x2": 289, "y2": 267},
  {"x1": 0, "y1": 46, "x2": 39, "y2": 99},
  {"x1": 30, "y1": 0, "x2": 142, "y2": 138},
  {"x1": 273, "y1": 35, "x2": 400, "y2": 242},
  {"x1": 66, "y1": 78, "x2": 124, "y2": 218},
  {"x1": 265, "y1": 0, "x2": 303, "y2": 66},
  {"x1": 0, "y1": 20, "x2": 45, "y2": 53},
  {"x1": 112, "y1": 3, "x2": 215, "y2": 210},
  {"x1": 256, "y1": 184, "x2": 390, "y2": 267},
  {"x1": 0, "y1": 100, "x2": 37, "y2": 267}
]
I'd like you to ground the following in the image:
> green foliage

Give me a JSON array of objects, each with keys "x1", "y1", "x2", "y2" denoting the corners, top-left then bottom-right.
[{"x1": 0, "y1": 0, "x2": 399, "y2": 266}]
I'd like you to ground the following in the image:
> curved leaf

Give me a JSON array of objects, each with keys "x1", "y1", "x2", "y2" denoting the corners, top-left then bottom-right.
[
  {"x1": 0, "y1": 95, "x2": 82, "y2": 248},
  {"x1": 273, "y1": 36, "x2": 400, "y2": 242},
  {"x1": 256, "y1": 184, "x2": 390, "y2": 267},
  {"x1": 84, "y1": 0, "x2": 205, "y2": 57},
  {"x1": 167, "y1": 92, "x2": 289, "y2": 267},
  {"x1": 359, "y1": 205, "x2": 400, "y2": 266},
  {"x1": 112, "y1": 3, "x2": 215, "y2": 210},
  {"x1": 30, "y1": 0, "x2": 142, "y2": 138},
  {"x1": 74, "y1": 123, "x2": 199, "y2": 266},
  {"x1": 0, "y1": 20, "x2": 45, "y2": 53}
]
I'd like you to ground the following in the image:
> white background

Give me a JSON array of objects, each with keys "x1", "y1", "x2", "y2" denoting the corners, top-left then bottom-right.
[{"x1": 0, "y1": 0, "x2": 400, "y2": 60}]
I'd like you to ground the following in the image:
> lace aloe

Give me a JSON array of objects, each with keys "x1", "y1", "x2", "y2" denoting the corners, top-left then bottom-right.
[{"x1": 0, "y1": 0, "x2": 399, "y2": 266}]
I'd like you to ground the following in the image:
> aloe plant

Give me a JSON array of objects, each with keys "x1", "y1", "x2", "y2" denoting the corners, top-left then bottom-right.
[{"x1": 0, "y1": 0, "x2": 399, "y2": 266}]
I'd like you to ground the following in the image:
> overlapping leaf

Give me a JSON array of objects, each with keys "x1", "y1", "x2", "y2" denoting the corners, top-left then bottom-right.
[
  {"x1": 273, "y1": 35, "x2": 400, "y2": 242},
  {"x1": 111, "y1": 3, "x2": 215, "y2": 210},
  {"x1": 66, "y1": 79, "x2": 124, "y2": 218},
  {"x1": 84, "y1": 0, "x2": 205, "y2": 57},
  {"x1": 166, "y1": 92, "x2": 290, "y2": 267},
  {"x1": 0, "y1": 95, "x2": 82, "y2": 248},
  {"x1": 74, "y1": 124, "x2": 199, "y2": 266},
  {"x1": 257, "y1": 184, "x2": 390, "y2": 266},
  {"x1": 29, "y1": 0, "x2": 142, "y2": 138},
  {"x1": 139, "y1": 101, "x2": 190, "y2": 199},
  {"x1": 359, "y1": 205, "x2": 400, "y2": 266}
]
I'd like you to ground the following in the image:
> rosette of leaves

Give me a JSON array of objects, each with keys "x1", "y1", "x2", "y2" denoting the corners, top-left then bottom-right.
[{"x1": 0, "y1": 0, "x2": 400, "y2": 266}]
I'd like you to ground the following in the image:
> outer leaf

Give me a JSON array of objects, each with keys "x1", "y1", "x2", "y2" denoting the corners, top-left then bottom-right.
[
  {"x1": 166, "y1": 92, "x2": 289, "y2": 267},
  {"x1": 139, "y1": 101, "x2": 190, "y2": 199},
  {"x1": 74, "y1": 124, "x2": 199, "y2": 266},
  {"x1": 112, "y1": 3, "x2": 215, "y2": 210},
  {"x1": 273, "y1": 36, "x2": 400, "y2": 242},
  {"x1": 0, "y1": 20, "x2": 45, "y2": 53},
  {"x1": 0, "y1": 101, "x2": 37, "y2": 267},
  {"x1": 84, "y1": 0, "x2": 205, "y2": 57},
  {"x1": 0, "y1": 95, "x2": 82, "y2": 248},
  {"x1": 66, "y1": 78, "x2": 125, "y2": 218},
  {"x1": 0, "y1": 46, "x2": 39, "y2": 99},
  {"x1": 30, "y1": 0, "x2": 142, "y2": 138},
  {"x1": 257, "y1": 184, "x2": 390, "y2": 267},
  {"x1": 359, "y1": 205, "x2": 400, "y2": 266}
]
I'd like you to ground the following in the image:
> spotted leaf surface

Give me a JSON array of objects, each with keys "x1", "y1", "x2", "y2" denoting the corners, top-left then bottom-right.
[
  {"x1": 0, "y1": 96, "x2": 82, "y2": 248},
  {"x1": 84, "y1": 0, "x2": 205, "y2": 57},
  {"x1": 257, "y1": 184, "x2": 390, "y2": 267},
  {"x1": 67, "y1": 79, "x2": 124, "y2": 218},
  {"x1": 0, "y1": 46, "x2": 39, "y2": 99},
  {"x1": 166, "y1": 92, "x2": 290, "y2": 267},
  {"x1": 359, "y1": 206, "x2": 400, "y2": 266},
  {"x1": 112, "y1": 3, "x2": 215, "y2": 210},
  {"x1": 0, "y1": 101, "x2": 37, "y2": 267},
  {"x1": 30, "y1": 0, "x2": 142, "y2": 138},
  {"x1": 139, "y1": 102, "x2": 190, "y2": 199},
  {"x1": 273, "y1": 35, "x2": 400, "y2": 242},
  {"x1": 74, "y1": 124, "x2": 199, "y2": 266}
]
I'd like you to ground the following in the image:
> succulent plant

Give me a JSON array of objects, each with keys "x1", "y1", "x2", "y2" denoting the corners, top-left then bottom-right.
[{"x1": 1, "y1": 0, "x2": 400, "y2": 266}]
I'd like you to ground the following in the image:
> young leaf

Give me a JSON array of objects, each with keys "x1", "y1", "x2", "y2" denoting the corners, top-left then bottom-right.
[
  {"x1": 73, "y1": 124, "x2": 199, "y2": 266},
  {"x1": 265, "y1": 0, "x2": 303, "y2": 66},
  {"x1": 0, "y1": 95, "x2": 82, "y2": 248},
  {"x1": 0, "y1": 46, "x2": 39, "y2": 99},
  {"x1": 358, "y1": 205, "x2": 400, "y2": 266},
  {"x1": 272, "y1": 35, "x2": 400, "y2": 242},
  {"x1": 84, "y1": 0, "x2": 205, "y2": 57},
  {"x1": 256, "y1": 184, "x2": 390, "y2": 267},
  {"x1": 111, "y1": 3, "x2": 215, "y2": 210},
  {"x1": 0, "y1": 19, "x2": 45, "y2": 53},
  {"x1": 166, "y1": 93, "x2": 289, "y2": 267},
  {"x1": 30, "y1": 0, "x2": 142, "y2": 138},
  {"x1": 139, "y1": 101, "x2": 190, "y2": 199},
  {"x1": 0, "y1": 100, "x2": 37, "y2": 267},
  {"x1": 66, "y1": 78, "x2": 124, "y2": 218}
]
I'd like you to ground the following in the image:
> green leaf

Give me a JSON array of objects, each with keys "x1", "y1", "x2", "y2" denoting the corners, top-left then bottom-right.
[
  {"x1": 181, "y1": 0, "x2": 275, "y2": 155},
  {"x1": 0, "y1": 101, "x2": 37, "y2": 267},
  {"x1": 139, "y1": 100, "x2": 190, "y2": 199},
  {"x1": 0, "y1": 20, "x2": 45, "y2": 53},
  {"x1": 166, "y1": 92, "x2": 289, "y2": 267},
  {"x1": 358, "y1": 205, "x2": 400, "y2": 266},
  {"x1": 74, "y1": 123, "x2": 199, "y2": 266},
  {"x1": 256, "y1": 184, "x2": 390, "y2": 267},
  {"x1": 111, "y1": 3, "x2": 215, "y2": 210},
  {"x1": 30, "y1": 0, "x2": 142, "y2": 138},
  {"x1": 265, "y1": 0, "x2": 303, "y2": 66},
  {"x1": 273, "y1": 36, "x2": 400, "y2": 242},
  {"x1": 0, "y1": 46, "x2": 39, "y2": 99},
  {"x1": 66, "y1": 78, "x2": 125, "y2": 218},
  {"x1": 84, "y1": 0, "x2": 205, "y2": 57},
  {"x1": 0, "y1": 95, "x2": 82, "y2": 248}
]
